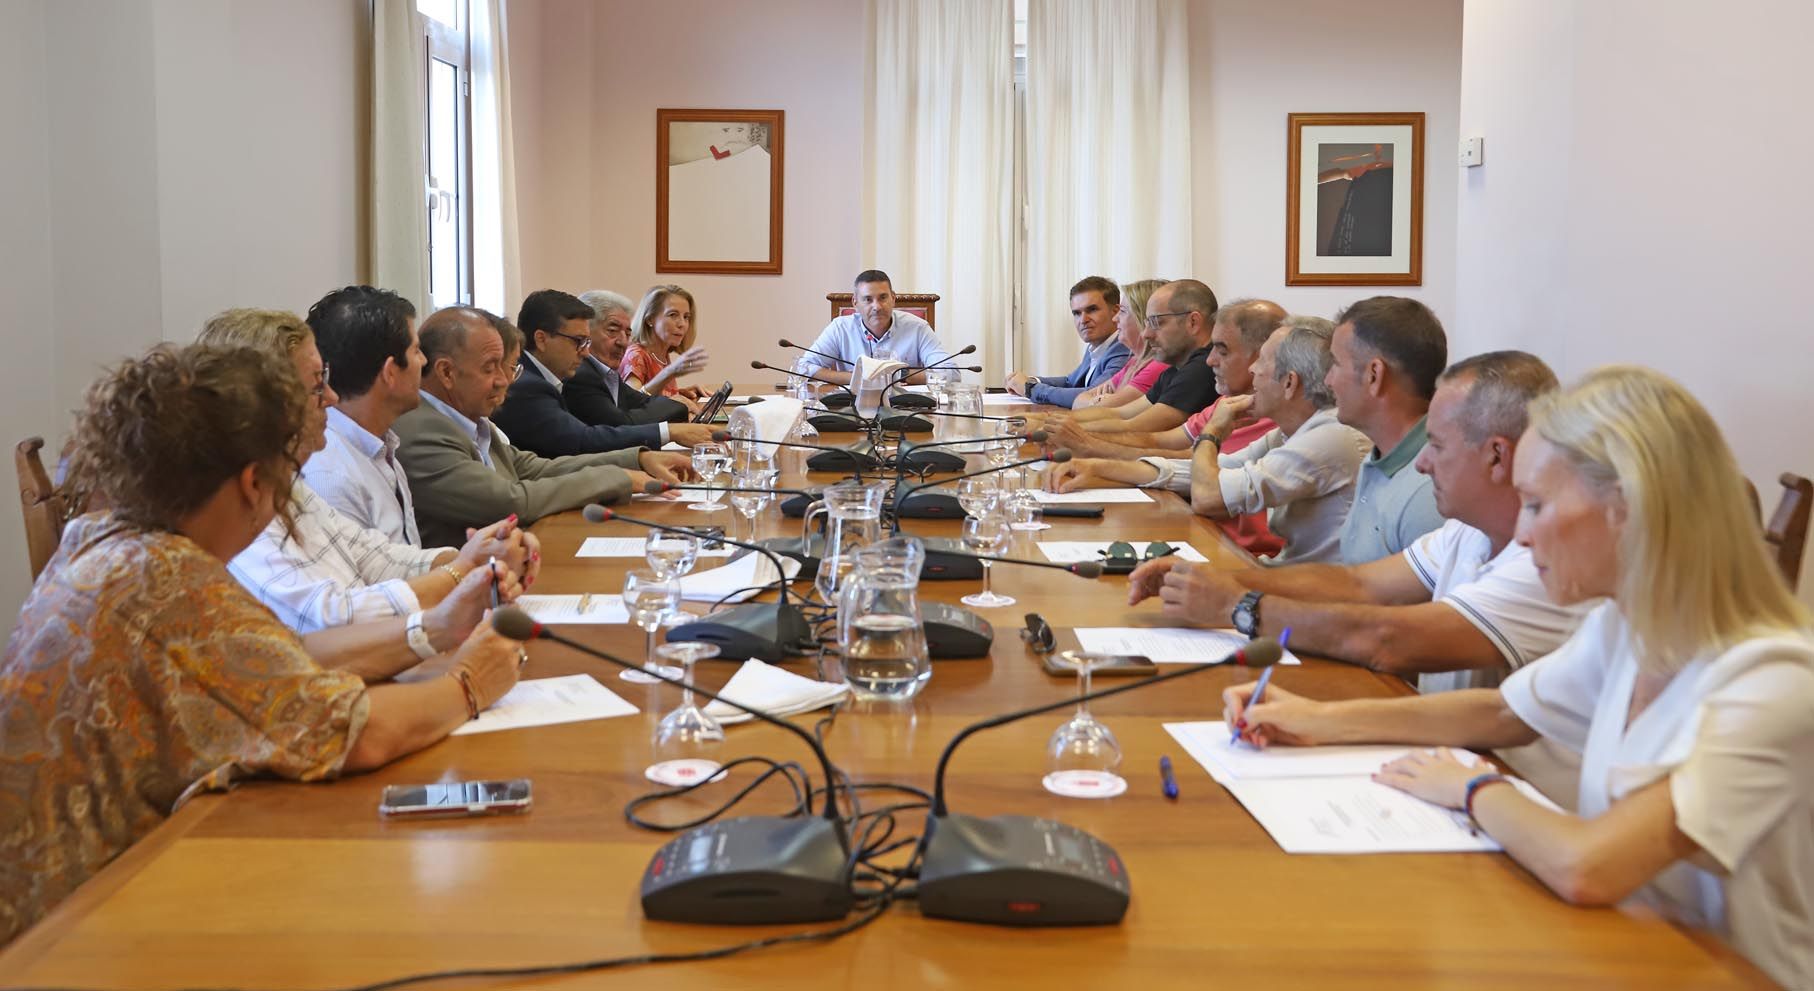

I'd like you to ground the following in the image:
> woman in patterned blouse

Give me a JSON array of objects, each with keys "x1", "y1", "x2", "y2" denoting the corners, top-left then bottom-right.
[
  {"x1": 620, "y1": 284, "x2": 710, "y2": 411},
  {"x1": 0, "y1": 344, "x2": 524, "y2": 946}
]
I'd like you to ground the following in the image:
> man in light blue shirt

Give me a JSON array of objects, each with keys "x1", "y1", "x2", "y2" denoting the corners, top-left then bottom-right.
[
  {"x1": 794, "y1": 269, "x2": 951, "y2": 385},
  {"x1": 1005, "y1": 275, "x2": 1131, "y2": 408}
]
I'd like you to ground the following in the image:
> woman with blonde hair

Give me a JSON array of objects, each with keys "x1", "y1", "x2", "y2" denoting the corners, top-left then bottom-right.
[
  {"x1": 1222, "y1": 365, "x2": 1812, "y2": 988},
  {"x1": 1071, "y1": 277, "x2": 1170, "y2": 410},
  {"x1": 621, "y1": 284, "x2": 710, "y2": 408}
]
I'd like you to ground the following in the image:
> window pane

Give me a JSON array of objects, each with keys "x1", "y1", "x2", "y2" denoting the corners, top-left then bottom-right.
[
  {"x1": 426, "y1": 57, "x2": 461, "y2": 310},
  {"x1": 418, "y1": 0, "x2": 457, "y2": 31}
]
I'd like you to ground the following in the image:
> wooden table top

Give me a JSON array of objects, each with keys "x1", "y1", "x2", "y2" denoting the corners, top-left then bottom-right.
[{"x1": 0, "y1": 414, "x2": 1774, "y2": 990}]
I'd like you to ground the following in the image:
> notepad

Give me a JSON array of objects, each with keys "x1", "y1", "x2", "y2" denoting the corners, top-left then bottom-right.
[
  {"x1": 451, "y1": 675, "x2": 639, "y2": 736},
  {"x1": 576, "y1": 537, "x2": 734, "y2": 559},
  {"x1": 1073, "y1": 627, "x2": 1302, "y2": 665},
  {"x1": 1030, "y1": 488, "x2": 1153, "y2": 504},
  {"x1": 1163, "y1": 720, "x2": 1561, "y2": 854},
  {"x1": 1037, "y1": 541, "x2": 1209, "y2": 564},
  {"x1": 515, "y1": 594, "x2": 631, "y2": 624},
  {"x1": 701, "y1": 658, "x2": 849, "y2": 725}
]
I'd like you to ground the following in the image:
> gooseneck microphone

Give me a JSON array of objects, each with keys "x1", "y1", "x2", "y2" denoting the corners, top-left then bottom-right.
[
  {"x1": 491, "y1": 607, "x2": 855, "y2": 924},
  {"x1": 893, "y1": 429, "x2": 1049, "y2": 474},
  {"x1": 920, "y1": 549, "x2": 1104, "y2": 579},
  {"x1": 777, "y1": 338, "x2": 853, "y2": 369},
  {"x1": 751, "y1": 359, "x2": 862, "y2": 416},
  {"x1": 883, "y1": 346, "x2": 982, "y2": 410},
  {"x1": 916, "y1": 637, "x2": 1284, "y2": 927},
  {"x1": 581, "y1": 504, "x2": 812, "y2": 660},
  {"x1": 707, "y1": 429, "x2": 878, "y2": 476},
  {"x1": 892, "y1": 450, "x2": 1071, "y2": 527}
]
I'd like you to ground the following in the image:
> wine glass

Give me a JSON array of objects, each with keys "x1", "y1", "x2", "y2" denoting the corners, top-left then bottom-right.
[
  {"x1": 645, "y1": 529, "x2": 702, "y2": 627},
  {"x1": 1043, "y1": 651, "x2": 1126, "y2": 798},
  {"x1": 689, "y1": 442, "x2": 731, "y2": 512},
  {"x1": 620, "y1": 569, "x2": 682, "y2": 684},
  {"x1": 729, "y1": 467, "x2": 778, "y2": 542},
  {"x1": 959, "y1": 508, "x2": 1014, "y2": 608},
  {"x1": 644, "y1": 641, "x2": 727, "y2": 787},
  {"x1": 1006, "y1": 465, "x2": 1049, "y2": 532},
  {"x1": 989, "y1": 416, "x2": 1028, "y2": 468},
  {"x1": 926, "y1": 366, "x2": 960, "y2": 407},
  {"x1": 957, "y1": 475, "x2": 1003, "y2": 518}
]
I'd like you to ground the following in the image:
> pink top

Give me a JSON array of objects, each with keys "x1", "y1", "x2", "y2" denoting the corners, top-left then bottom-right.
[
  {"x1": 619, "y1": 344, "x2": 679, "y2": 397},
  {"x1": 1109, "y1": 357, "x2": 1167, "y2": 394}
]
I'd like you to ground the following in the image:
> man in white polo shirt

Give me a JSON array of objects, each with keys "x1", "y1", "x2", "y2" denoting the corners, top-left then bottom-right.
[{"x1": 1130, "y1": 351, "x2": 1594, "y2": 694}]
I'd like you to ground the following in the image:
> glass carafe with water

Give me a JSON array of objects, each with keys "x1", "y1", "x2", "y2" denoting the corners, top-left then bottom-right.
[
  {"x1": 836, "y1": 536, "x2": 931, "y2": 701},
  {"x1": 801, "y1": 480, "x2": 887, "y2": 604}
]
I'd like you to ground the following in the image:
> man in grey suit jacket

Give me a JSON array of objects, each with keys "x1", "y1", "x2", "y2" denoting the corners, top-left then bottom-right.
[{"x1": 395, "y1": 306, "x2": 697, "y2": 548}]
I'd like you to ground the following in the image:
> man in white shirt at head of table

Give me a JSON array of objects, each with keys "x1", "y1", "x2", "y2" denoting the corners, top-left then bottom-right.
[{"x1": 791, "y1": 269, "x2": 951, "y2": 386}]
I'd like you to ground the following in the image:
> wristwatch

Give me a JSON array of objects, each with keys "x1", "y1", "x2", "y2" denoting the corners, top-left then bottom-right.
[
  {"x1": 405, "y1": 610, "x2": 438, "y2": 660},
  {"x1": 1232, "y1": 591, "x2": 1264, "y2": 637},
  {"x1": 1195, "y1": 431, "x2": 1223, "y2": 450}
]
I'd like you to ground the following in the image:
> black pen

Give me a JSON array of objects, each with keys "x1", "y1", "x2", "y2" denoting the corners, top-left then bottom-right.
[{"x1": 487, "y1": 555, "x2": 500, "y2": 610}]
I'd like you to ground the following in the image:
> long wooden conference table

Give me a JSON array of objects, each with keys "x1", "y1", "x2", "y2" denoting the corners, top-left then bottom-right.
[{"x1": 0, "y1": 401, "x2": 1776, "y2": 990}]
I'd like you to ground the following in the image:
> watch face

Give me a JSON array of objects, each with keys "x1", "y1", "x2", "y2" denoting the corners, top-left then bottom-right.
[{"x1": 1233, "y1": 605, "x2": 1254, "y2": 633}]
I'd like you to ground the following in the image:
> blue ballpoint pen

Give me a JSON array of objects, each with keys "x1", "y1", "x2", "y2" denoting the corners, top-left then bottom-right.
[
  {"x1": 1159, "y1": 756, "x2": 1179, "y2": 800},
  {"x1": 1231, "y1": 627, "x2": 1291, "y2": 744}
]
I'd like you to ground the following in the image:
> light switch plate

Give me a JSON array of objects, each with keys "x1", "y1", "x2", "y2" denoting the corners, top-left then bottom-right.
[{"x1": 1459, "y1": 136, "x2": 1484, "y2": 167}]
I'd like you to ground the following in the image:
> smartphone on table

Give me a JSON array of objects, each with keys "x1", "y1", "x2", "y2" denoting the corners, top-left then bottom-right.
[
  {"x1": 1040, "y1": 652, "x2": 1158, "y2": 677},
  {"x1": 379, "y1": 778, "x2": 533, "y2": 819}
]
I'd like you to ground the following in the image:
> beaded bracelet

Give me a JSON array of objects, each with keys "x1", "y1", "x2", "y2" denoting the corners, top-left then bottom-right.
[
  {"x1": 442, "y1": 564, "x2": 466, "y2": 586},
  {"x1": 1463, "y1": 772, "x2": 1510, "y2": 821},
  {"x1": 452, "y1": 669, "x2": 481, "y2": 721}
]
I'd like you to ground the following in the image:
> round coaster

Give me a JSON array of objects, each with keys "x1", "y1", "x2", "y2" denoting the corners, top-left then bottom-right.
[
  {"x1": 1042, "y1": 770, "x2": 1128, "y2": 799},
  {"x1": 618, "y1": 665, "x2": 682, "y2": 684},
  {"x1": 645, "y1": 759, "x2": 728, "y2": 787}
]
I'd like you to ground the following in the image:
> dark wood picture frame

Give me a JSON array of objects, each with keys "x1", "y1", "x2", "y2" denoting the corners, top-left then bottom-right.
[
  {"x1": 1285, "y1": 112, "x2": 1424, "y2": 286},
  {"x1": 655, "y1": 108, "x2": 784, "y2": 276}
]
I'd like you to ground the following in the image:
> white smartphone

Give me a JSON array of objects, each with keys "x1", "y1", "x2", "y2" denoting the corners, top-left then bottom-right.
[{"x1": 379, "y1": 778, "x2": 533, "y2": 819}]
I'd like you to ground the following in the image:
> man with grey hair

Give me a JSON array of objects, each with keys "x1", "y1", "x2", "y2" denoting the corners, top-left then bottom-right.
[
  {"x1": 564, "y1": 289, "x2": 692, "y2": 429},
  {"x1": 1049, "y1": 317, "x2": 1372, "y2": 564}
]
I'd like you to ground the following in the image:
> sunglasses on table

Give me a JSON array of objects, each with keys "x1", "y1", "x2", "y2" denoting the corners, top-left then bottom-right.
[
  {"x1": 1098, "y1": 541, "x2": 1179, "y2": 575},
  {"x1": 1020, "y1": 613, "x2": 1056, "y2": 654}
]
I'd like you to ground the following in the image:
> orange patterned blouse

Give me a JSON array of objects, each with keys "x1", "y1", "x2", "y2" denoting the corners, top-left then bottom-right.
[
  {"x1": 0, "y1": 513, "x2": 370, "y2": 946},
  {"x1": 619, "y1": 343, "x2": 680, "y2": 397}
]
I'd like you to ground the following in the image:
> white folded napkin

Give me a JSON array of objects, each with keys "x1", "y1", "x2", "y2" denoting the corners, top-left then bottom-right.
[
  {"x1": 702, "y1": 658, "x2": 849, "y2": 725},
  {"x1": 855, "y1": 355, "x2": 908, "y2": 387},
  {"x1": 727, "y1": 395, "x2": 802, "y2": 445}
]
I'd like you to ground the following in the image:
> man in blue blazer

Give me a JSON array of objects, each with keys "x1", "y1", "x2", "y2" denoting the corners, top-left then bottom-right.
[
  {"x1": 1003, "y1": 275, "x2": 1131, "y2": 408},
  {"x1": 492, "y1": 290, "x2": 714, "y2": 457},
  {"x1": 565, "y1": 289, "x2": 693, "y2": 428}
]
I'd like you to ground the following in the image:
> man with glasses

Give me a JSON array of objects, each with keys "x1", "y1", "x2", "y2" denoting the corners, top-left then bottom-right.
[
  {"x1": 396, "y1": 306, "x2": 697, "y2": 549},
  {"x1": 1041, "y1": 280, "x2": 1224, "y2": 435},
  {"x1": 492, "y1": 289, "x2": 715, "y2": 458}
]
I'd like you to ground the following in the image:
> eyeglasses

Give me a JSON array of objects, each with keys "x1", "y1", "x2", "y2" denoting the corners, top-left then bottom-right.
[
  {"x1": 1144, "y1": 311, "x2": 1192, "y2": 329},
  {"x1": 310, "y1": 363, "x2": 331, "y2": 403},
  {"x1": 511, "y1": 363, "x2": 524, "y2": 381},
  {"x1": 552, "y1": 331, "x2": 592, "y2": 352},
  {"x1": 1098, "y1": 541, "x2": 1178, "y2": 575},
  {"x1": 1019, "y1": 612, "x2": 1055, "y2": 654}
]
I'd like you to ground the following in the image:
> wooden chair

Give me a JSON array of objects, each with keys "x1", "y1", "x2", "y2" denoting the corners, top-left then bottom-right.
[
  {"x1": 16, "y1": 437, "x2": 72, "y2": 580},
  {"x1": 826, "y1": 291, "x2": 940, "y2": 328},
  {"x1": 1762, "y1": 472, "x2": 1812, "y2": 592}
]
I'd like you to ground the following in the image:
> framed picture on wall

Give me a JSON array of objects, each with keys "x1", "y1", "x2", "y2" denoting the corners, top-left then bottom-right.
[
  {"x1": 656, "y1": 108, "x2": 784, "y2": 275},
  {"x1": 1285, "y1": 112, "x2": 1424, "y2": 286}
]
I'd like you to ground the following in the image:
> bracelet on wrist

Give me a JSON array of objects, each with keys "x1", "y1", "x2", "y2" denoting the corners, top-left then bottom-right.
[
  {"x1": 1463, "y1": 772, "x2": 1511, "y2": 820},
  {"x1": 442, "y1": 563, "x2": 466, "y2": 586},
  {"x1": 452, "y1": 669, "x2": 481, "y2": 720}
]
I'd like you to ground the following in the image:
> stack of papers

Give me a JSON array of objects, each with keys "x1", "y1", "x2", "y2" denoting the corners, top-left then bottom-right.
[
  {"x1": 982, "y1": 392, "x2": 1038, "y2": 407},
  {"x1": 1164, "y1": 721, "x2": 1559, "y2": 853},
  {"x1": 515, "y1": 594, "x2": 631, "y2": 624},
  {"x1": 1073, "y1": 627, "x2": 1302, "y2": 665},
  {"x1": 452, "y1": 675, "x2": 638, "y2": 736},
  {"x1": 676, "y1": 552, "x2": 802, "y2": 603},
  {"x1": 1030, "y1": 489, "x2": 1153, "y2": 504},
  {"x1": 1037, "y1": 541, "x2": 1209, "y2": 564},
  {"x1": 702, "y1": 659, "x2": 849, "y2": 725},
  {"x1": 576, "y1": 537, "x2": 734, "y2": 559}
]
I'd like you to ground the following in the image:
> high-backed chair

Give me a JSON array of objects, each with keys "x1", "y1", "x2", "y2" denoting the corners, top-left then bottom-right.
[
  {"x1": 826, "y1": 292, "x2": 940, "y2": 328},
  {"x1": 16, "y1": 437, "x2": 71, "y2": 580},
  {"x1": 1762, "y1": 472, "x2": 1812, "y2": 592}
]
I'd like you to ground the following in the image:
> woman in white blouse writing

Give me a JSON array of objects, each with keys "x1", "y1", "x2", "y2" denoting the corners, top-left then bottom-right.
[{"x1": 1223, "y1": 365, "x2": 1812, "y2": 988}]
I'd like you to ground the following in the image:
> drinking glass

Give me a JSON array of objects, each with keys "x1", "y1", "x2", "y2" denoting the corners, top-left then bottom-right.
[
  {"x1": 988, "y1": 415, "x2": 1028, "y2": 469},
  {"x1": 645, "y1": 641, "x2": 727, "y2": 787},
  {"x1": 1006, "y1": 465, "x2": 1049, "y2": 532},
  {"x1": 959, "y1": 509, "x2": 1014, "y2": 608},
  {"x1": 689, "y1": 442, "x2": 731, "y2": 512},
  {"x1": 957, "y1": 475, "x2": 1004, "y2": 518},
  {"x1": 620, "y1": 569, "x2": 682, "y2": 683},
  {"x1": 729, "y1": 467, "x2": 778, "y2": 541},
  {"x1": 645, "y1": 529, "x2": 702, "y2": 626},
  {"x1": 927, "y1": 366, "x2": 961, "y2": 407},
  {"x1": 1044, "y1": 651, "x2": 1125, "y2": 798}
]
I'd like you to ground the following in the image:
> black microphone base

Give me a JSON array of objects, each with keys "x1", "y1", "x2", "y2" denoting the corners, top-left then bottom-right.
[
  {"x1": 807, "y1": 449, "x2": 879, "y2": 472},
  {"x1": 920, "y1": 537, "x2": 984, "y2": 580},
  {"x1": 893, "y1": 486, "x2": 966, "y2": 519},
  {"x1": 918, "y1": 814, "x2": 1130, "y2": 927},
  {"x1": 888, "y1": 393, "x2": 936, "y2": 410},
  {"x1": 899, "y1": 448, "x2": 967, "y2": 474},
  {"x1": 642, "y1": 816, "x2": 854, "y2": 925},
  {"x1": 808, "y1": 413, "x2": 866, "y2": 433},
  {"x1": 668, "y1": 603, "x2": 813, "y2": 661},
  {"x1": 821, "y1": 392, "x2": 853, "y2": 410},
  {"x1": 878, "y1": 413, "x2": 934, "y2": 433},
  {"x1": 924, "y1": 601, "x2": 993, "y2": 658}
]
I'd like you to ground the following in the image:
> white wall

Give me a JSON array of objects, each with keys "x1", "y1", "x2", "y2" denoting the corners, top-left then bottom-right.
[
  {"x1": 1189, "y1": 0, "x2": 1462, "y2": 324},
  {"x1": 0, "y1": 0, "x2": 365, "y2": 635},
  {"x1": 509, "y1": 0, "x2": 866, "y2": 380},
  {"x1": 1456, "y1": 0, "x2": 1814, "y2": 598}
]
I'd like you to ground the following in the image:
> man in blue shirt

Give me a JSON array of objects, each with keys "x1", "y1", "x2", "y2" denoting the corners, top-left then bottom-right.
[
  {"x1": 1004, "y1": 275, "x2": 1131, "y2": 407},
  {"x1": 794, "y1": 269, "x2": 951, "y2": 385}
]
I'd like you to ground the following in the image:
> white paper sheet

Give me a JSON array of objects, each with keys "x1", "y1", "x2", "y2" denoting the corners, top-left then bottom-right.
[
  {"x1": 515, "y1": 594, "x2": 631, "y2": 624},
  {"x1": 1037, "y1": 541, "x2": 1209, "y2": 564},
  {"x1": 451, "y1": 675, "x2": 639, "y2": 736},
  {"x1": 982, "y1": 392, "x2": 1038, "y2": 407},
  {"x1": 1073, "y1": 627, "x2": 1302, "y2": 665},
  {"x1": 1030, "y1": 488, "x2": 1153, "y2": 504},
  {"x1": 575, "y1": 537, "x2": 734, "y2": 559},
  {"x1": 632, "y1": 489, "x2": 718, "y2": 503},
  {"x1": 1164, "y1": 721, "x2": 1412, "y2": 783},
  {"x1": 1221, "y1": 776, "x2": 1503, "y2": 854},
  {"x1": 701, "y1": 658, "x2": 849, "y2": 725},
  {"x1": 676, "y1": 552, "x2": 802, "y2": 603}
]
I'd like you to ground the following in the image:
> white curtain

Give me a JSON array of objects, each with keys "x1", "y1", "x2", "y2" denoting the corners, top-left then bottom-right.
[
  {"x1": 470, "y1": 0, "x2": 521, "y2": 316},
  {"x1": 867, "y1": 0, "x2": 1016, "y2": 380},
  {"x1": 1023, "y1": 0, "x2": 1192, "y2": 377},
  {"x1": 369, "y1": 0, "x2": 430, "y2": 313}
]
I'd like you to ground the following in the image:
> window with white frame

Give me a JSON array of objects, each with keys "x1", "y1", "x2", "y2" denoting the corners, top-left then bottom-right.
[{"x1": 420, "y1": 0, "x2": 473, "y2": 311}]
